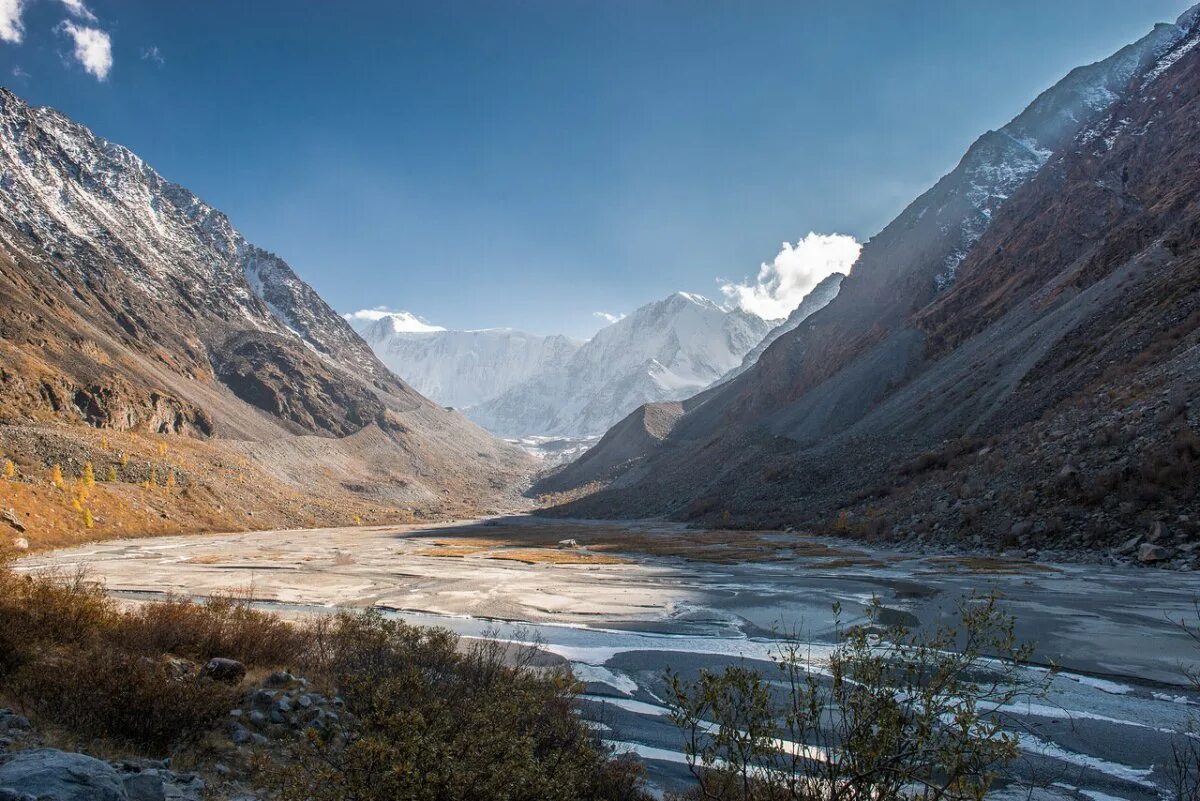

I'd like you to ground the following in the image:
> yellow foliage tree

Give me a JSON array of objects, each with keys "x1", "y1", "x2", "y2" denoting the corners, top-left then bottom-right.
[
  {"x1": 120, "y1": 453, "x2": 129, "y2": 467},
  {"x1": 50, "y1": 464, "x2": 64, "y2": 489},
  {"x1": 3, "y1": 460, "x2": 14, "y2": 480},
  {"x1": 82, "y1": 462, "x2": 95, "y2": 487},
  {"x1": 100, "y1": 436, "x2": 109, "y2": 450},
  {"x1": 106, "y1": 465, "x2": 118, "y2": 482},
  {"x1": 71, "y1": 498, "x2": 83, "y2": 512},
  {"x1": 165, "y1": 471, "x2": 177, "y2": 489},
  {"x1": 83, "y1": 508, "x2": 94, "y2": 529},
  {"x1": 147, "y1": 468, "x2": 157, "y2": 487},
  {"x1": 157, "y1": 443, "x2": 167, "y2": 457},
  {"x1": 353, "y1": 514, "x2": 363, "y2": 525}
]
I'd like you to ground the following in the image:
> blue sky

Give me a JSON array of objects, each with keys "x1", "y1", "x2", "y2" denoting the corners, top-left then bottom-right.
[{"x1": 0, "y1": 1, "x2": 1193, "y2": 338}]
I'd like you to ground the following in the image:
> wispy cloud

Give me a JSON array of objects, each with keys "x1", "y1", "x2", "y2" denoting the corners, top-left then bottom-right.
[
  {"x1": 141, "y1": 44, "x2": 164, "y2": 65},
  {"x1": 0, "y1": 0, "x2": 25, "y2": 44},
  {"x1": 592, "y1": 311, "x2": 625, "y2": 325},
  {"x1": 11, "y1": 64, "x2": 29, "y2": 79},
  {"x1": 58, "y1": 20, "x2": 111, "y2": 80},
  {"x1": 58, "y1": 0, "x2": 95, "y2": 22},
  {"x1": 720, "y1": 232, "x2": 860, "y2": 320}
]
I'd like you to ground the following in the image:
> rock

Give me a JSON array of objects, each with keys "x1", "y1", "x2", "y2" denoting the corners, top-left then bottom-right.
[
  {"x1": 264, "y1": 671, "x2": 294, "y2": 688},
  {"x1": 1010, "y1": 521, "x2": 1033, "y2": 539},
  {"x1": 557, "y1": 539, "x2": 579, "y2": 549},
  {"x1": 1138, "y1": 543, "x2": 1173, "y2": 564},
  {"x1": 121, "y1": 772, "x2": 165, "y2": 801},
  {"x1": 228, "y1": 724, "x2": 251, "y2": 745},
  {"x1": 9, "y1": 539, "x2": 27, "y2": 552},
  {"x1": 1, "y1": 509, "x2": 25, "y2": 533},
  {"x1": 0, "y1": 788, "x2": 36, "y2": 801},
  {"x1": 1057, "y1": 464, "x2": 1077, "y2": 480},
  {"x1": 202, "y1": 658, "x2": 246, "y2": 684},
  {"x1": 0, "y1": 715, "x2": 30, "y2": 734},
  {"x1": 1148, "y1": 521, "x2": 1167, "y2": 542},
  {"x1": 250, "y1": 690, "x2": 273, "y2": 708},
  {"x1": 0, "y1": 749, "x2": 126, "y2": 801},
  {"x1": 248, "y1": 710, "x2": 267, "y2": 727},
  {"x1": 296, "y1": 695, "x2": 313, "y2": 709},
  {"x1": 1115, "y1": 536, "x2": 1142, "y2": 555}
]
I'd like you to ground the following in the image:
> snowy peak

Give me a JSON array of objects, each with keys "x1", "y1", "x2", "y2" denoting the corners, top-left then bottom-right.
[
  {"x1": 345, "y1": 309, "x2": 447, "y2": 334},
  {"x1": 351, "y1": 317, "x2": 581, "y2": 411},
  {"x1": 466, "y1": 292, "x2": 773, "y2": 437}
]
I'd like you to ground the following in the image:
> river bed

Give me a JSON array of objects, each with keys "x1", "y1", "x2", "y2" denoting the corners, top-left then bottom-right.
[{"x1": 16, "y1": 516, "x2": 1200, "y2": 800}]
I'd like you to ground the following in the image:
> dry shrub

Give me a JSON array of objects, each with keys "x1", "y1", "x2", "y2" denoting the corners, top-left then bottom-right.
[
  {"x1": 265, "y1": 610, "x2": 650, "y2": 801},
  {"x1": 0, "y1": 567, "x2": 116, "y2": 677},
  {"x1": 10, "y1": 646, "x2": 237, "y2": 752},
  {"x1": 115, "y1": 593, "x2": 308, "y2": 667}
]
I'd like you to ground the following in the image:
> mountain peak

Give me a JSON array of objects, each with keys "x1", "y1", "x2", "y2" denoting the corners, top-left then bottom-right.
[{"x1": 345, "y1": 309, "x2": 446, "y2": 333}]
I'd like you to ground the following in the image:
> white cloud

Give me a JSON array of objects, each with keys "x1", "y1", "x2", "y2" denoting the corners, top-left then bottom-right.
[
  {"x1": 720, "y1": 232, "x2": 860, "y2": 320},
  {"x1": 58, "y1": 20, "x2": 111, "y2": 80},
  {"x1": 11, "y1": 64, "x2": 29, "y2": 78},
  {"x1": 344, "y1": 307, "x2": 445, "y2": 333},
  {"x1": 58, "y1": 0, "x2": 95, "y2": 21},
  {"x1": 0, "y1": 0, "x2": 25, "y2": 44},
  {"x1": 141, "y1": 45, "x2": 164, "y2": 65},
  {"x1": 592, "y1": 311, "x2": 625, "y2": 325}
]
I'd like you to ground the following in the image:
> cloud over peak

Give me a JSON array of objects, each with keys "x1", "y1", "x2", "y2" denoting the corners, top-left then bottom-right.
[
  {"x1": 720, "y1": 232, "x2": 860, "y2": 320},
  {"x1": 58, "y1": 19, "x2": 111, "y2": 80}
]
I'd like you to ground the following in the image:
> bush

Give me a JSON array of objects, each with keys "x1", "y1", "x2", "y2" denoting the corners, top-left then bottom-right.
[
  {"x1": 665, "y1": 594, "x2": 1039, "y2": 801},
  {"x1": 10, "y1": 646, "x2": 237, "y2": 752},
  {"x1": 264, "y1": 610, "x2": 650, "y2": 801},
  {"x1": 114, "y1": 593, "x2": 309, "y2": 667}
]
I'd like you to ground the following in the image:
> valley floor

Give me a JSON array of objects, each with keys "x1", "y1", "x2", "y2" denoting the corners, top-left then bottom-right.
[{"x1": 15, "y1": 516, "x2": 1200, "y2": 799}]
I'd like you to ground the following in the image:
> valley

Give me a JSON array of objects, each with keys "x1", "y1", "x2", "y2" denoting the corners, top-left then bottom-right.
[{"x1": 14, "y1": 516, "x2": 1200, "y2": 800}]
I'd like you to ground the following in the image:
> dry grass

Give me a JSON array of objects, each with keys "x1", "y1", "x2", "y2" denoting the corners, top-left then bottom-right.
[
  {"x1": 923, "y1": 556, "x2": 1057, "y2": 575},
  {"x1": 483, "y1": 548, "x2": 630, "y2": 565}
]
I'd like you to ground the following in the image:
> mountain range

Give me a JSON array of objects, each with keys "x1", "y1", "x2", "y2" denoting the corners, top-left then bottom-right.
[
  {"x1": 0, "y1": 87, "x2": 530, "y2": 539},
  {"x1": 351, "y1": 291, "x2": 788, "y2": 439},
  {"x1": 540, "y1": 5, "x2": 1200, "y2": 557}
]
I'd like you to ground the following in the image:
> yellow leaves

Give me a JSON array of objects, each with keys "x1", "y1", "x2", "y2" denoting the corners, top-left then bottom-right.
[
  {"x1": 71, "y1": 497, "x2": 83, "y2": 513},
  {"x1": 83, "y1": 508, "x2": 94, "y2": 529},
  {"x1": 165, "y1": 472, "x2": 177, "y2": 489},
  {"x1": 82, "y1": 462, "x2": 95, "y2": 487},
  {"x1": 100, "y1": 435, "x2": 109, "y2": 450},
  {"x1": 106, "y1": 466, "x2": 118, "y2": 483},
  {"x1": 50, "y1": 464, "x2": 64, "y2": 489},
  {"x1": 120, "y1": 453, "x2": 129, "y2": 467},
  {"x1": 352, "y1": 514, "x2": 363, "y2": 525},
  {"x1": 157, "y1": 443, "x2": 167, "y2": 457},
  {"x1": 3, "y1": 459, "x2": 14, "y2": 480}
]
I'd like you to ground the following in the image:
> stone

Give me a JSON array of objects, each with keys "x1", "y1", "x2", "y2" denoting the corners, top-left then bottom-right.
[
  {"x1": 229, "y1": 724, "x2": 251, "y2": 745},
  {"x1": 1010, "y1": 520, "x2": 1033, "y2": 539},
  {"x1": 1149, "y1": 521, "x2": 1167, "y2": 542},
  {"x1": 1138, "y1": 542, "x2": 1173, "y2": 564},
  {"x1": 0, "y1": 749, "x2": 126, "y2": 801},
  {"x1": 264, "y1": 671, "x2": 294, "y2": 688},
  {"x1": 121, "y1": 772, "x2": 165, "y2": 801},
  {"x1": 9, "y1": 539, "x2": 27, "y2": 552},
  {"x1": 202, "y1": 658, "x2": 246, "y2": 684},
  {"x1": 1115, "y1": 536, "x2": 1142, "y2": 555},
  {"x1": 248, "y1": 710, "x2": 267, "y2": 727},
  {"x1": 1, "y1": 509, "x2": 25, "y2": 533},
  {"x1": 557, "y1": 539, "x2": 579, "y2": 549}
]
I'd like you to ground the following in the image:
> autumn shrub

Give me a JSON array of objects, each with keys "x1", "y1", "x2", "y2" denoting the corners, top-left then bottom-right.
[
  {"x1": 264, "y1": 610, "x2": 650, "y2": 801},
  {"x1": 10, "y1": 645, "x2": 237, "y2": 752},
  {"x1": 114, "y1": 592, "x2": 309, "y2": 667}
]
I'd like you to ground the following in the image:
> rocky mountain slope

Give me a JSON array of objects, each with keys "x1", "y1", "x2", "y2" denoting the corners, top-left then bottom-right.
[
  {"x1": 0, "y1": 88, "x2": 530, "y2": 547},
  {"x1": 712, "y1": 272, "x2": 844, "y2": 387},
  {"x1": 542, "y1": 7, "x2": 1200, "y2": 564},
  {"x1": 349, "y1": 312, "x2": 580, "y2": 411},
  {"x1": 468, "y1": 292, "x2": 773, "y2": 438}
]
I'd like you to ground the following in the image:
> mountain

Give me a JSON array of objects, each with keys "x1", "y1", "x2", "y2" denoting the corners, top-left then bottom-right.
[
  {"x1": 468, "y1": 292, "x2": 773, "y2": 438},
  {"x1": 713, "y1": 272, "x2": 844, "y2": 387},
  {"x1": 0, "y1": 88, "x2": 530, "y2": 542},
  {"x1": 348, "y1": 312, "x2": 580, "y2": 411},
  {"x1": 540, "y1": 7, "x2": 1200, "y2": 558}
]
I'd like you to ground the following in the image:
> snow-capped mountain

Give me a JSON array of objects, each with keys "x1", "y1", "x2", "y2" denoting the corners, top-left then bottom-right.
[
  {"x1": 0, "y1": 88, "x2": 529, "y2": 511},
  {"x1": 347, "y1": 311, "x2": 581, "y2": 410},
  {"x1": 467, "y1": 292, "x2": 773, "y2": 437}
]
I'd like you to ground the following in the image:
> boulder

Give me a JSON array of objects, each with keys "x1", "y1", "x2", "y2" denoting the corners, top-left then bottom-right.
[
  {"x1": 121, "y1": 772, "x2": 165, "y2": 801},
  {"x1": 1138, "y1": 542, "x2": 1173, "y2": 564},
  {"x1": 0, "y1": 749, "x2": 127, "y2": 801},
  {"x1": 1, "y1": 509, "x2": 24, "y2": 533},
  {"x1": 202, "y1": 658, "x2": 246, "y2": 684}
]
